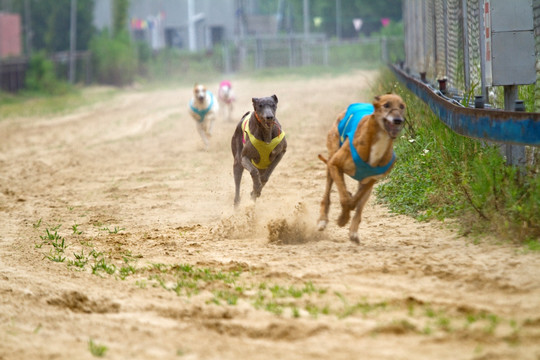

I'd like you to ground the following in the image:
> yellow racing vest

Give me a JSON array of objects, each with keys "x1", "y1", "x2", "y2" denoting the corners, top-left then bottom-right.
[{"x1": 242, "y1": 112, "x2": 286, "y2": 170}]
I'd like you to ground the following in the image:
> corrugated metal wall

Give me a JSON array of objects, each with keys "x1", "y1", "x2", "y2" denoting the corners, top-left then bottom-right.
[
  {"x1": 0, "y1": 12, "x2": 22, "y2": 58},
  {"x1": 404, "y1": 0, "x2": 539, "y2": 104}
]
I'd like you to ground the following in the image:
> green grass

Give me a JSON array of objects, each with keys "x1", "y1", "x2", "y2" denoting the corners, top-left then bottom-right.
[
  {"x1": 0, "y1": 87, "x2": 117, "y2": 120},
  {"x1": 88, "y1": 339, "x2": 108, "y2": 357},
  {"x1": 33, "y1": 220, "x2": 529, "y2": 343},
  {"x1": 372, "y1": 69, "x2": 540, "y2": 244}
]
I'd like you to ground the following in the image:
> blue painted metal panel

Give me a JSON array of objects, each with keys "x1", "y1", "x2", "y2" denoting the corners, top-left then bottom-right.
[{"x1": 391, "y1": 65, "x2": 540, "y2": 146}]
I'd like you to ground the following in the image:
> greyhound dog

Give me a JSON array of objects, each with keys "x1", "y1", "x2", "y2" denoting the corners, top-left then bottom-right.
[
  {"x1": 231, "y1": 95, "x2": 287, "y2": 206},
  {"x1": 189, "y1": 83, "x2": 219, "y2": 149},
  {"x1": 317, "y1": 94, "x2": 406, "y2": 244},
  {"x1": 218, "y1": 80, "x2": 235, "y2": 122}
]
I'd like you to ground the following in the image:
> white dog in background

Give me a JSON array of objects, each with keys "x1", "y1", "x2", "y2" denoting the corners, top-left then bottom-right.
[
  {"x1": 217, "y1": 80, "x2": 235, "y2": 122},
  {"x1": 189, "y1": 83, "x2": 219, "y2": 149}
]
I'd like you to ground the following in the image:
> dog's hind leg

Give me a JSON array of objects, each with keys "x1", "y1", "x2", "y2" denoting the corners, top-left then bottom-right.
[
  {"x1": 327, "y1": 158, "x2": 354, "y2": 227},
  {"x1": 332, "y1": 165, "x2": 352, "y2": 227},
  {"x1": 317, "y1": 168, "x2": 333, "y2": 231},
  {"x1": 348, "y1": 181, "x2": 375, "y2": 244}
]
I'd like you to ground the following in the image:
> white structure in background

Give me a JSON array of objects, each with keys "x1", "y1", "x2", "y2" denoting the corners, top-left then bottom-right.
[{"x1": 93, "y1": 0, "x2": 237, "y2": 51}]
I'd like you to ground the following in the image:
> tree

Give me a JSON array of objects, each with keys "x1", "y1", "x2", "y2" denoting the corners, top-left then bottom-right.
[
  {"x1": 11, "y1": 0, "x2": 95, "y2": 54},
  {"x1": 112, "y1": 0, "x2": 129, "y2": 37}
]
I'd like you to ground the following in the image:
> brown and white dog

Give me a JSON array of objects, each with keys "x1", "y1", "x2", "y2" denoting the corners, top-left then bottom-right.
[
  {"x1": 218, "y1": 80, "x2": 235, "y2": 122},
  {"x1": 189, "y1": 83, "x2": 219, "y2": 149},
  {"x1": 317, "y1": 94, "x2": 406, "y2": 244}
]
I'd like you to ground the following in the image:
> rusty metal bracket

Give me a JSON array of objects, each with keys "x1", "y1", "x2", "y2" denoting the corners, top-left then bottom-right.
[{"x1": 390, "y1": 65, "x2": 540, "y2": 146}]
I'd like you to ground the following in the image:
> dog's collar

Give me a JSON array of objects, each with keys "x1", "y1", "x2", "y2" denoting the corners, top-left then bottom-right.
[
  {"x1": 254, "y1": 111, "x2": 263, "y2": 124},
  {"x1": 190, "y1": 93, "x2": 214, "y2": 123}
]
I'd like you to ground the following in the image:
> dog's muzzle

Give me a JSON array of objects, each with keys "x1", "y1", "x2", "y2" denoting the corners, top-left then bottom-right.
[
  {"x1": 263, "y1": 115, "x2": 275, "y2": 128},
  {"x1": 384, "y1": 117, "x2": 405, "y2": 139}
]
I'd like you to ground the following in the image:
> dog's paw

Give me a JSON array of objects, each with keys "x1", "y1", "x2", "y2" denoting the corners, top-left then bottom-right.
[
  {"x1": 317, "y1": 220, "x2": 327, "y2": 231},
  {"x1": 349, "y1": 232, "x2": 360, "y2": 244},
  {"x1": 250, "y1": 190, "x2": 261, "y2": 201},
  {"x1": 336, "y1": 211, "x2": 350, "y2": 227}
]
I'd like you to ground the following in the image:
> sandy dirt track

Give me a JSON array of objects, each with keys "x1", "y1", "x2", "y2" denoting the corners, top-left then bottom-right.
[{"x1": 1, "y1": 71, "x2": 539, "y2": 360}]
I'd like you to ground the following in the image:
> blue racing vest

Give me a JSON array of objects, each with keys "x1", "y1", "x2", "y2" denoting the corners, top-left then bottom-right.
[
  {"x1": 190, "y1": 92, "x2": 215, "y2": 123},
  {"x1": 338, "y1": 103, "x2": 396, "y2": 181}
]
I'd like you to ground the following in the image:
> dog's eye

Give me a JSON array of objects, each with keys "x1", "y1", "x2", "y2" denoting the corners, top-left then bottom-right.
[
  {"x1": 399, "y1": 104, "x2": 405, "y2": 109},
  {"x1": 384, "y1": 103, "x2": 390, "y2": 108}
]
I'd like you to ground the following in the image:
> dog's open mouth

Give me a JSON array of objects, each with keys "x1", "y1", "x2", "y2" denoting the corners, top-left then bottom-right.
[
  {"x1": 384, "y1": 118, "x2": 404, "y2": 139},
  {"x1": 264, "y1": 120, "x2": 275, "y2": 128}
]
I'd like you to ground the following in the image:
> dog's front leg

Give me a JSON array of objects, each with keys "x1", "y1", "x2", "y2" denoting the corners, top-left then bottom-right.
[
  {"x1": 233, "y1": 156, "x2": 244, "y2": 207},
  {"x1": 349, "y1": 179, "x2": 376, "y2": 209},
  {"x1": 260, "y1": 150, "x2": 285, "y2": 187},
  {"x1": 196, "y1": 123, "x2": 209, "y2": 149},
  {"x1": 241, "y1": 156, "x2": 263, "y2": 200},
  {"x1": 348, "y1": 181, "x2": 375, "y2": 244},
  {"x1": 207, "y1": 116, "x2": 215, "y2": 136}
]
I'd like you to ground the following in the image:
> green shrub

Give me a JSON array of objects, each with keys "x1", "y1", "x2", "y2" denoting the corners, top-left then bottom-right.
[
  {"x1": 90, "y1": 30, "x2": 137, "y2": 86},
  {"x1": 25, "y1": 51, "x2": 69, "y2": 94},
  {"x1": 373, "y1": 69, "x2": 540, "y2": 243}
]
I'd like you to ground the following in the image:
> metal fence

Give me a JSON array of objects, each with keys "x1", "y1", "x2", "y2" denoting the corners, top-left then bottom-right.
[
  {"x1": 403, "y1": 0, "x2": 538, "y2": 106},
  {"x1": 221, "y1": 35, "x2": 404, "y2": 73},
  {"x1": 0, "y1": 51, "x2": 91, "y2": 92},
  {"x1": 402, "y1": 0, "x2": 539, "y2": 168}
]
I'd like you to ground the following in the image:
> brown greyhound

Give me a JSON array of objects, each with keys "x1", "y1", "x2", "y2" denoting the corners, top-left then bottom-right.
[
  {"x1": 317, "y1": 94, "x2": 406, "y2": 244},
  {"x1": 231, "y1": 95, "x2": 287, "y2": 206}
]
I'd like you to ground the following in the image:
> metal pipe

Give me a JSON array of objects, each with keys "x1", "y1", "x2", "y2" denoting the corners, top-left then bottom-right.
[{"x1": 391, "y1": 64, "x2": 540, "y2": 146}]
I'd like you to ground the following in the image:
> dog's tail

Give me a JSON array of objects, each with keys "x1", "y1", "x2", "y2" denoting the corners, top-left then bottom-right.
[{"x1": 318, "y1": 154, "x2": 328, "y2": 164}]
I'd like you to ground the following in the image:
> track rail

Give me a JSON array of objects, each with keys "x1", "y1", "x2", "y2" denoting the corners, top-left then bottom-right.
[{"x1": 391, "y1": 65, "x2": 540, "y2": 146}]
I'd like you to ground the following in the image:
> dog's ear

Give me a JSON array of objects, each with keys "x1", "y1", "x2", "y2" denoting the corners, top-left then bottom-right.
[
  {"x1": 373, "y1": 95, "x2": 382, "y2": 108},
  {"x1": 272, "y1": 94, "x2": 278, "y2": 104},
  {"x1": 252, "y1": 97, "x2": 258, "y2": 108}
]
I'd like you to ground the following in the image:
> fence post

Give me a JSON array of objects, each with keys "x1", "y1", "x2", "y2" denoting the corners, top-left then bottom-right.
[
  {"x1": 222, "y1": 44, "x2": 231, "y2": 73},
  {"x1": 380, "y1": 36, "x2": 388, "y2": 64},
  {"x1": 503, "y1": 85, "x2": 526, "y2": 168},
  {"x1": 289, "y1": 37, "x2": 294, "y2": 67},
  {"x1": 461, "y1": 0, "x2": 470, "y2": 92},
  {"x1": 323, "y1": 41, "x2": 328, "y2": 66},
  {"x1": 85, "y1": 52, "x2": 91, "y2": 84},
  {"x1": 68, "y1": 0, "x2": 77, "y2": 84},
  {"x1": 479, "y1": 0, "x2": 488, "y2": 103}
]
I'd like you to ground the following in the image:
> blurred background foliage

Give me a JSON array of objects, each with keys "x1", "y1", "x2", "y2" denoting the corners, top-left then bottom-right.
[{"x1": 1, "y1": 0, "x2": 403, "y2": 89}]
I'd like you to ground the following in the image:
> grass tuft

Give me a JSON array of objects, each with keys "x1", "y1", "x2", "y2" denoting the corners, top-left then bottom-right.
[
  {"x1": 88, "y1": 339, "x2": 108, "y2": 357},
  {"x1": 373, "y1": 69, "x2": 540, "y2": 244}
]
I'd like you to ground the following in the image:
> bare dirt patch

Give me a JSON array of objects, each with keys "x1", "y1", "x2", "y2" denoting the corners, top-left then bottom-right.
[{"x1": 1, "y1": 71, "x2": 539, "y2": 360}]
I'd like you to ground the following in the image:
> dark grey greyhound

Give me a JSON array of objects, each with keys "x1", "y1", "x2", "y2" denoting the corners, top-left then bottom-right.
[{"x1": 231, "y1": 95, "x2": 287, "y2": 206}]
